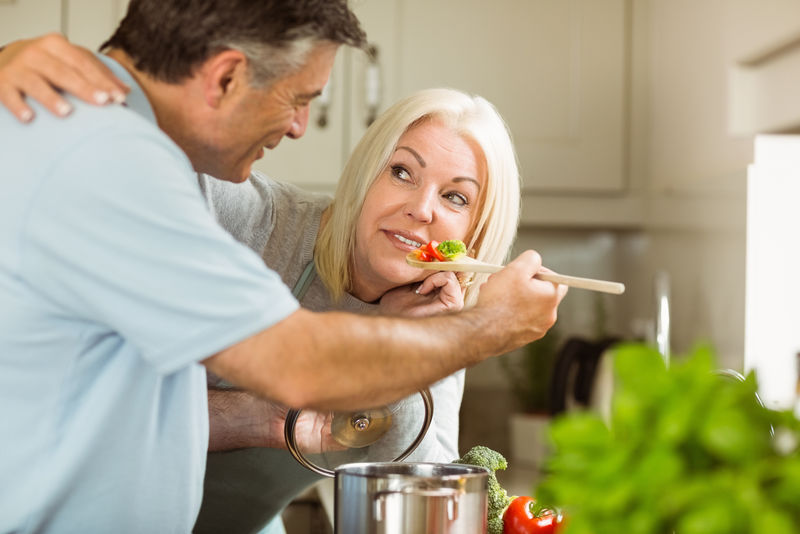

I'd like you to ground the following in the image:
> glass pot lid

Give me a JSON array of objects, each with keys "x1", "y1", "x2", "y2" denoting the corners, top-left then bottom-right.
[{"x1": 284, "y1": 388, "x2": 434, "y2": 477}]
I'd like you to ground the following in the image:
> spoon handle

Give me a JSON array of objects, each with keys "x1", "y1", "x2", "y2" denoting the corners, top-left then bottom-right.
[
  {"x1": 405, "y1": 254, "x2": 625, "y2": 294},
  {"x1": 534, "y1": 272, "x2": 625, "y2": 295}
]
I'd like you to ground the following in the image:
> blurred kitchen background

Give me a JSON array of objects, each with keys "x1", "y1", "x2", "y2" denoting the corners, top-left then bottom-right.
[{"x1": 4, "y1": 0, "x2": 800, "y2": 530}]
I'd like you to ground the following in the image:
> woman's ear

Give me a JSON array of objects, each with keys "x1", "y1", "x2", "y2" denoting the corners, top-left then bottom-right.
[{"x1": 200, "y1": 49, "x2": 249, "y2": 108}]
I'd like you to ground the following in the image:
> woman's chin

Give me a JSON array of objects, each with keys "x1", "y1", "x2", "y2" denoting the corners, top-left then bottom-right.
[{"x1": 383, "y1": 265, "x2": 425, "y2": 285}]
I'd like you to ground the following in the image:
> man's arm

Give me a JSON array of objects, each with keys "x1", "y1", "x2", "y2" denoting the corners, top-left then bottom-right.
[{"x1": 205, "y1": 251, "x2": 566, "y2": 411}]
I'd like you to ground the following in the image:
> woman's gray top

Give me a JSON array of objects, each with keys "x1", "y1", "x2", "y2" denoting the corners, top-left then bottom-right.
[{"x1": 193, "y1": 172, "x2": 464, "y2": 534}]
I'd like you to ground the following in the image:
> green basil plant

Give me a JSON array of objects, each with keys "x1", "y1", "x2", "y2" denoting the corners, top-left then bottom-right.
[{"x1": 535, "y1": 343, "x2": 800, "y2": 534}]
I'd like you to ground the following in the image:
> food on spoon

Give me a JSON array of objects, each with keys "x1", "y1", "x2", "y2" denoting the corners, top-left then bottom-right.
[
  {"x1": 411, "y1": 239, "x2": 467, "y2": 262},
  {"x1": 437, "y1": 239, "x2": 467, "y2": 260}
]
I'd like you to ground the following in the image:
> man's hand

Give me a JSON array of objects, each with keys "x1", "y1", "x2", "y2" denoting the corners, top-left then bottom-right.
[
  {"x1": 472, "y1": 250, "x2": 569, "y2": 353},
  {"x1": 0, "y1": 33, "x2": 129, "y2": 123},
  {"x1": 379, "y1": 271, "x2": 464, "y2": 317}
]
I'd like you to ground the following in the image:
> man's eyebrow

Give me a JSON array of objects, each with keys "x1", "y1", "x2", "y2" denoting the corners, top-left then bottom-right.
[{"x1": 298, "y1": 90, "x2": 323, "y2": 101}]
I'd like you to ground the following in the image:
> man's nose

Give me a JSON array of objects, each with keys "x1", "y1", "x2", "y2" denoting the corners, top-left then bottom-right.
[{"x1": 286, "y1": 106, "x2": 310, "y2": 139}]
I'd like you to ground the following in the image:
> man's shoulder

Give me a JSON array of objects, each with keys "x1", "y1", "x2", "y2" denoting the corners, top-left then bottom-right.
[{"x1": 249, "y1": 171, "x2": 332, "y2": 207}]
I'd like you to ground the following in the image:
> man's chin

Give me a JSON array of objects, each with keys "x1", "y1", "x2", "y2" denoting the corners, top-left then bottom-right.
[{"x1": 217, "y1": 165, "x2": 253, "y2": 183}]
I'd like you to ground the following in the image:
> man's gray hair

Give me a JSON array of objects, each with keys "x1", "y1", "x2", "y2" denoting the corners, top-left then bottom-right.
[{"x1": 225, "y1": 37, "x2": 316, "y2": 88}]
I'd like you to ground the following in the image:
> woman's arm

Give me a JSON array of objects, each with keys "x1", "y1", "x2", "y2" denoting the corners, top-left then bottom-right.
[
  {"x1": 0, "y1": 33, "x2": 128, "y2": 122},
  {"x1": 404, "y1": 371, "x2": 465, "y2": 462}
]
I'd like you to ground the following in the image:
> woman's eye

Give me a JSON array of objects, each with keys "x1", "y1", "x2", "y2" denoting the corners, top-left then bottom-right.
[
  {"x1": 391, "y1": 165, "x2": 412, "y2": 182},
  {"x1": 444, "y1": 192, "x2": 469, "y2": 207}
]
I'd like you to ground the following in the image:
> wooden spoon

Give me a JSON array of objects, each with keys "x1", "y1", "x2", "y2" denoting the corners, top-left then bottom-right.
[{"x1": 406, "y1": 254, "x2": 625, "y2": 295}]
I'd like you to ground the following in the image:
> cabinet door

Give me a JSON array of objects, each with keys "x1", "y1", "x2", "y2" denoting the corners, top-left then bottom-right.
[
  {"x1": 251, "y1": 0, "x2": 400, "y2": 193},
  {"x1": 390, "y1": 0, "x2": 627, "y2": 193},
  {"x1": 64, "y1": 0, "x2": 129, "y2": 50},
  {"x1": 0, "y1": 0, "x2": 62, "y2": 43},
  {"x1": 0, "y1": 0, "x2": 128, "y2": 51},
  {"x1": 249, "y1": 53, "x2": 349, "y2": 193}
]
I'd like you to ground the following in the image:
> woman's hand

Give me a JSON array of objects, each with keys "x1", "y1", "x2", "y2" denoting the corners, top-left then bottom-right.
[
  {"x1": 379, "y1": 271, "x2": 465, "y2": 317},
  {"x1": 0, "y1": 33, "x2": 129, "y2": 123}
]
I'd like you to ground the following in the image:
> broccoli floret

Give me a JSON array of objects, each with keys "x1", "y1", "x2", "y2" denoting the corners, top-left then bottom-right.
[
  {"x1": 454, "y1": 446, "x2": 513, "y2": 534},
  {"x1": 437, "y1": 239, "x2": 466, "y2": 261}
]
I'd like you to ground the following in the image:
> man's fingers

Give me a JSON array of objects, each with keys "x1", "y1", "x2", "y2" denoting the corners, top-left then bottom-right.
[{"x1": 507, "y1": 249, "x2": 544, "y2": 274}]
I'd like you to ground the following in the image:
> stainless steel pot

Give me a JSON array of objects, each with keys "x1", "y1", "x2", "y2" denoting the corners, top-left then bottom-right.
[{"x1": 334, "y1": 462, "x2": 488, "y2": 534}]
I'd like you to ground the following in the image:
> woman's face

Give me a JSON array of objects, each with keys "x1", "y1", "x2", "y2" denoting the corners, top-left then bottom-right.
[{"x1": 351, "y1": 119, "x2": 486, "y2": 301}]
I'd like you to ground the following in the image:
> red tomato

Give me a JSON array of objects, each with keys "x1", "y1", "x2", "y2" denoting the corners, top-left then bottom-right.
[
  {"x1": 424, "y1": 240, "x2": 446, "y2": 262},
  {"x1": 503, "y1": 496, "x2": 564, "y2": 534},
  {"x1": 412, "y1": 248, "x2": 433, "y2": 262}
]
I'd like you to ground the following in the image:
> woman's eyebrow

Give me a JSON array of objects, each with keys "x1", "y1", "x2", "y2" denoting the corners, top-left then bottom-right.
[
  {"x1": 396, "y1": 146, "x2": 426, "y2": 167},
  {"x1": 396, "y1": 146, "x2": 480, "y2": 189},
  {"x1": 453, "y1": 176, "x2": 481, "y2": 189}
]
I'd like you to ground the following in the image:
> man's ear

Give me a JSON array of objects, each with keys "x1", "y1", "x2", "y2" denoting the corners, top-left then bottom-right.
[{"x1": 200, "y1": 49, "x2": 249, "y2": 108}]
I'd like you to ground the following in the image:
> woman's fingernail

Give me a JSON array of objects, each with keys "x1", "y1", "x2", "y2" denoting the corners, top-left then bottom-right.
[
  {"x1": 111, "y1": 91, "x2": 127, "y2": 104},
  {"x1": 93, "y1": 91, "x2": 110, "y2": 104},
  {"x1": 19, "y1": 109, "x2": 34, "y2": 122},
  {"x1": 56, "y1": 101, "x2": 73, "y2": 116}
]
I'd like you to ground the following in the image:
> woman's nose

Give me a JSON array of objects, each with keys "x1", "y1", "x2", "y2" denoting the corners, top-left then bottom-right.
[{"x1": 404, "y1": 189, "x2": 436, "y2": 223}]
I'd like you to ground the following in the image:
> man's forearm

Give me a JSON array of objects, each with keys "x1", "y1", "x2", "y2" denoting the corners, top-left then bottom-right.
[
  {"x1": 205, "y1": 251, "x2": 564, "y2": 412},
  {"x1": 207, "y1": 388, "x2": 285, "y2": 451},
  {"x1": 206, "y1": 307, "x2": 509, "y2": 412}
]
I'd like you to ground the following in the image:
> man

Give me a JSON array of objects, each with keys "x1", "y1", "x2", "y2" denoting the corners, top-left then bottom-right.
[{"x1": 0, "y1": 1, "x2": 565, "y2": 532}]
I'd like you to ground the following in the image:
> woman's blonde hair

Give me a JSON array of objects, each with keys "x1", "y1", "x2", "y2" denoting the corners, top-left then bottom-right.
[{"x1": 315, "y1": 88, "x2": 521, "y2": 307}]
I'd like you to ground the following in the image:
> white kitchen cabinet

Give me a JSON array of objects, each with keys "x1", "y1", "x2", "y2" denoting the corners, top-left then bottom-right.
[
  {"x1": 64, "y1": 0, "x2": 129, "y2": 50},
  {"x1": 0, "y1": 0, "x2": 62, "y2": 43},
  {"x1": 390, "y1": 0, "x2": 628, "y2": 195},
  {"x1": 4, "y1": 1, "x2": 633, "y2": 224},
  {"x1": 256, "y1": 0, "x2": 630, "y2": 205},
  {"x1": 0, "y1": 0, "x2": 128, "y2": 51},
  {"x1": 252, "y1": 0, "x2": 402, "y2": 193}
]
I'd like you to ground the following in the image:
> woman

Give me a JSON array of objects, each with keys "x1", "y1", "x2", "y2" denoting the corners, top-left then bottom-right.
[
  {"x1": 0, "y1": 40, "x2": 521, "y2": 533},
  {"x1": 196, "y1": 88, "x2": 520, "y2": 534}
]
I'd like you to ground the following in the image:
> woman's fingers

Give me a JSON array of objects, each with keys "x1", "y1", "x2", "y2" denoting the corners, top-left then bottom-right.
[
  {"x1": 0, "y1": 82, "x2": 35, "y2": 122},
  {"x1": 416, "y1": 271, "x2": 464, "y2": 311},
  {"x1": 0, "y1": 34, "x2": 129, "y2": 123},
  {"x1": 47, "y1": 34, "x2": 129, "y2": 102}
]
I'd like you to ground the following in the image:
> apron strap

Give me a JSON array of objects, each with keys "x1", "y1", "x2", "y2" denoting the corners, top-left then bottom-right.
[{"x1": 292, "y1": 261, "x2": 316, "y2": 301}]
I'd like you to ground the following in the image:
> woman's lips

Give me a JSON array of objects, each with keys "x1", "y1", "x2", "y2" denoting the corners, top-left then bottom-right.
[{"x1": 384, "y1": 230, "x2": 424, "y2": 251}]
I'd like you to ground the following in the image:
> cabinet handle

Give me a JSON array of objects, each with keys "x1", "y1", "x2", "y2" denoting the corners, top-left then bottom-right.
[
  {"x1": 316, "y1": 78, "x2": 332, "y2": 128},
  {"x1": 364, "y1": 44, "x2": 381, "y2": 127}
]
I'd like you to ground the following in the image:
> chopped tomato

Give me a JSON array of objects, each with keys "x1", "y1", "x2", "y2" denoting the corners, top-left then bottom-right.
[
  {"x1": 412, "y1": 248, "x2": 433, "y2": 262},
  {"x1": 424, "y1": 240, "x2": 446, "y2": 262}
]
